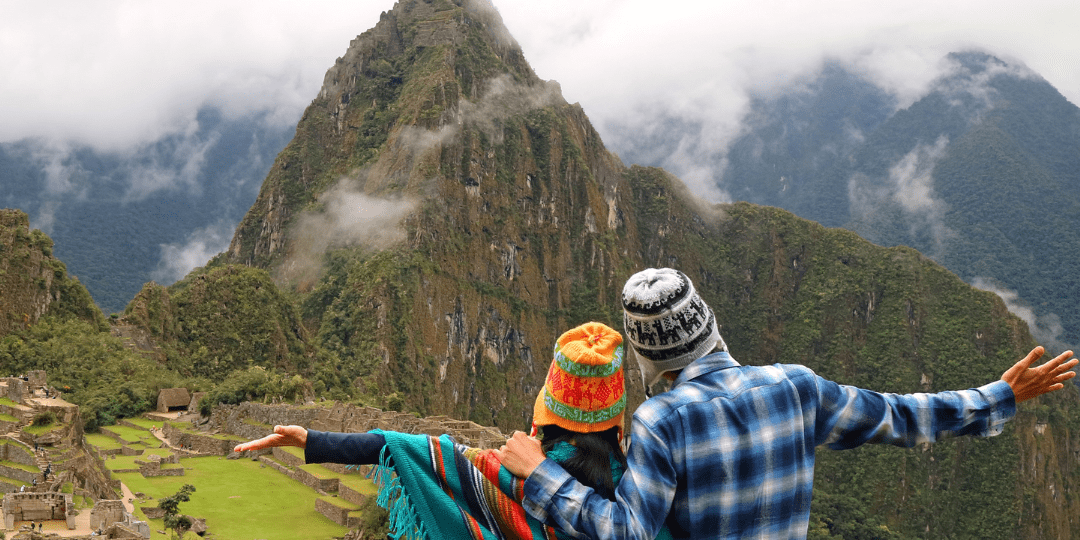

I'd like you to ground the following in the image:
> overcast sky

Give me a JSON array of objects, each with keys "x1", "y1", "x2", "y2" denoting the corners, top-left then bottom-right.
[{"x1": 2, "y1": 0, "x2": 1076, "y2": 156}]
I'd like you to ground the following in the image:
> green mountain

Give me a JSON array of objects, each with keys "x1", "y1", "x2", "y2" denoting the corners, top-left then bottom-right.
[
  {"x1": 717, "y1": 52, "x2": 1080, "y2": 353},
  {"x1": 3, "y1": 1, "x2": 1079, "y2": 537},
  {"x1": 0, "y1": 208, "x2": 104, "y2": 335}
]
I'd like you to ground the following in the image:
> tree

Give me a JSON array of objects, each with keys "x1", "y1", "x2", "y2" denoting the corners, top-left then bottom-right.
[{"x1": 158, "y1": 484, "x2": 196, "y2": 539}]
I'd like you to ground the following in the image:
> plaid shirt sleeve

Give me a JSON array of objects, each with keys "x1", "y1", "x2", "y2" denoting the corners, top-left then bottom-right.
[{"x1": 812, "y1": 377, "x2": 1017, "y2": 449}]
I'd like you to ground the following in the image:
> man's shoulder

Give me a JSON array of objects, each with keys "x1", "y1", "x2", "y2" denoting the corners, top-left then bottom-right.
[{"x1": 635, "y1": 363, "x2": 817, "y2": 424}]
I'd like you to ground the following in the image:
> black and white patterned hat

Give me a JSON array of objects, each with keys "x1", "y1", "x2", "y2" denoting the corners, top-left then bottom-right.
[{"x1": 621, "y1": 268, "x2": 725, "y2": 387}]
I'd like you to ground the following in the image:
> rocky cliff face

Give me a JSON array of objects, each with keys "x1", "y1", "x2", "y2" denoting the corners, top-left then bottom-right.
[
  {"x1": 0, "y1": 209, "x2": 104, "y2": 337},
  {"x1": 207, "y1": 1, "x2": 1080, "y2": 537}
]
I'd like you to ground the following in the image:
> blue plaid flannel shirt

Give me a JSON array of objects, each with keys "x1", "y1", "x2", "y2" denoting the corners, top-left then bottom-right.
[{"x1": 521, "y1": 351, "x2": 1016, "y2": 539}]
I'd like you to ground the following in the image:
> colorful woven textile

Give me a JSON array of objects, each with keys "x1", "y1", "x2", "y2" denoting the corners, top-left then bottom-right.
[{"x1": 370, "y1": 430, "x2": 559, "y2": 540}]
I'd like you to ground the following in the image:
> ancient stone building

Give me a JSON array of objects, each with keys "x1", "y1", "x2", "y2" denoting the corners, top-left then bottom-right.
[
  {"x1": 2, "y1": 491, "x2": 75, "y2": 529},
  {"x1": 156, "y1": 388, "x2": 191, "y2": 413}
]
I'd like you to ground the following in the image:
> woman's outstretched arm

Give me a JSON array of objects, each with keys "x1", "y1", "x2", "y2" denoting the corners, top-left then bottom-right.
[{"x1": 233, "y1": 425, "x2": 386, "y2": 465}]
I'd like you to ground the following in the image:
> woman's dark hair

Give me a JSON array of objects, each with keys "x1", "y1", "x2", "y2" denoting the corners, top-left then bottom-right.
[{"x1": 539, "y1": 425, "x2": 626, "y2": 500}]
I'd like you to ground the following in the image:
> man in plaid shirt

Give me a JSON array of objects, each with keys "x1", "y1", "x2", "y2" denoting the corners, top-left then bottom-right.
[{"x1": 498, "y1": 268, "x2": 1077, "y2": 539}]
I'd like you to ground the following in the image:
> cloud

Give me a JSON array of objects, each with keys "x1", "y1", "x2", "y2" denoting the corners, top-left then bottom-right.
[
  {"x1": 152, "y1": 221, "x2": 235, "y2": 285},
  {"x1": 278, "y1": 72, "x2": 563, "y2": 285},
  {"x1": 8, "y1": 140, "x2": 92, "y2": 203},
  {"x1": 848, "y1": 135, "x2": 956, "y2": 259},
  {"x1": 496, "y1": 0, "x2": 1080, "y2": 198},
  {"x1": 0, "y1": 0, "x2": 381, "y2": 151},
  {"x1": 972, "y1": 277, "x2": 1074, "y2": 355},
  {"x1": 119, "y1": 120, "x2": 219, "y2": 202},
  {"x1": 281, "y1": 179, "x2": 417, "y2": 287},
  {"x1": 459, "y1": 74, "x2": 564, "y2": 136},
  {"x1": 4, "y1": 0, "x2": 1077, "y2": 174}
]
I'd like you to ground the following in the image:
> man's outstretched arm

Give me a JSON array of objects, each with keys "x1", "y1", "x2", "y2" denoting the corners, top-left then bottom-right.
[{"x1": 1001, "y1": 347, "x2": 1077, "y2": 403}]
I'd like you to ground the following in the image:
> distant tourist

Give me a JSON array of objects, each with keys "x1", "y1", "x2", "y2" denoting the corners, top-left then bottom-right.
[
  {"x1": 497, "y1": 267, "x2": 1079, "y2": 540},
  {"x1": 235, "y1": 322, "x2": 672, "y2": 540}
]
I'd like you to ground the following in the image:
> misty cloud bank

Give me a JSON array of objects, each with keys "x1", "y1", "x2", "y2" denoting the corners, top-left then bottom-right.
[
  {"x1": 153, "y1": 221, "x2": 236, "y2": 285},
  {"x1": 0, "y1": 107, "x2": 293, "y2": 313},
  {"x1": 281, "y1": 180, "x2": 417, "y2": 286},
  {"x1": 847, "y1": 135, "x2": 956, "y2": 260},
  {"x1": 972, "y1": 277, "x2": 1073, "y2": 355},
  {"x1": 0, "y1": 1, "x2": 379, "y2": 152}
]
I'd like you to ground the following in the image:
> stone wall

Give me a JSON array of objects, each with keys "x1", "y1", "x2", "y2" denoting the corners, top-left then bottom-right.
[
  {"x1": 0, "y1": 437, "x2": 37, "y2": 468},
  {"x1": 160, "y1": 424, "x2": 236, "y2": 455},
  {"x1": 35, "y1": 401, "x2": 80, "y2": 424},
  {"x1": 0, "y1": 417, "x2": 19, "y2": 434},
  {"x1": 272, "y1": 447, "x2": 304, "y2": 468},
  {"x1": 120, "y1": 446, "x2": 145, "y2": 457},
  {"x1": 216, "y1": 401, "x2": 506, "y2": 451},
  {"x1": 0, "y1": 378, "x2": 29, "y2": 408},
  {"x1": 188, "y1": 392, "x2": 206, "y2": 414},
  {"x1": 315, "y1": 498, "x2": 362, "y2": 529},
  {"x1": 263, "y1": 449, "x2": 337, "y2": 492},
  {"x1": 140, "y1": 506, "x2": 165, "y2": 519},
  {"x1": 210, "y1": 402, "x2": 324, "y2": 442},
  {"x1": 0, "y1": 463, "x2": 37, "y2": 484},
  {"x1": 135, "y1": 456, "x2": 184, "y2": 478},
  {"x1": 337, "y1": 480, "x2": 368, "y2": 507},
  {"x1": 26, "y1": 371, "x2": 46, "y2": 389}
]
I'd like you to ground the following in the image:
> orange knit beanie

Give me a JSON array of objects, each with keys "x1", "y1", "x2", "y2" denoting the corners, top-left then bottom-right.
[{"x1": 531, "y1": 322, "x2": 626, "y2": 437}]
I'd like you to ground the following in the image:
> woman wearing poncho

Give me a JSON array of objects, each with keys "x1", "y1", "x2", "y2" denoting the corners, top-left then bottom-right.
[{"x1": 234, "y1": 322, "x2": 671, "y2": 540}]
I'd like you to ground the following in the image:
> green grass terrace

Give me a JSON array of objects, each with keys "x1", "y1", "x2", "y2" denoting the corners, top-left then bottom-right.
[{"x1": 82, "y1": 422, "x2": 378, "y2": 540}]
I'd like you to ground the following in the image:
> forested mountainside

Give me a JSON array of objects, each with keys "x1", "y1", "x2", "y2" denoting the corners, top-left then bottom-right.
[
  {"x1": 1, "y1": 0, "x2": 1078, "y2": 537},
  {"x1": 0, "y1": 209, "x2": 188, "y2": 431},
  {"x1": 716, "y1": 52, "x2": 1080, "y2": 354},
  {"x1": 0, "y1": 208, "x2": 104, "y2": 335}
]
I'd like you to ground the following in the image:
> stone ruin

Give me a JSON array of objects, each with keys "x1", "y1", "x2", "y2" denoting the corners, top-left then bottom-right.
[
  {"x1": 135, "y1": 454, "x2": 183, "y2": 478},
  {"x1": 0, "y1": 369, "x2": 101, "y2": 499},
  {"x1": 0, "y1": 369, "x2": 151, "y2": 538},
  {"x1": 90, "y1": 500, "x2": 150, "y2": 538},
  {"x1": 0, "y1": 374, "x2": 512, "y2": 538},
  {"x1": 2, "y1": 491, "x2": 75, "y2": 529},
  {"x1": 197, "y1": 401, "x2": 510, "y2": 531},
  {"x1": 156, "y1": 388, "x2": 190, "y2": 413}
]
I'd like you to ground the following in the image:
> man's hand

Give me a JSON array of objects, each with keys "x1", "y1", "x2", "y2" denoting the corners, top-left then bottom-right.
[
  {"x1": 233, "y1": 425, "x2": 308, "y2": 453},
  {"x1": 1001, "y1": 346, "x2": 1078, "y2": 403},
  {"x1": 495, "y1": 431, "x2": 546, "y2": 478}
]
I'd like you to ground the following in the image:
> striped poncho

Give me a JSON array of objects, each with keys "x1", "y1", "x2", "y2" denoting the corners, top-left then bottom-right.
[{"x1": 370, "y1": 430, "x2": 561, "y2": 540}]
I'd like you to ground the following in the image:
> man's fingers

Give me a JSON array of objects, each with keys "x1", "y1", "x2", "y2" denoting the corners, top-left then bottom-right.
[
  {"x1": 1019, "y1": 346, "x2": 1046, "y2": 371},
  {"x1": 1048, "y1": 354, "x2": 1078, "y2": 375}
]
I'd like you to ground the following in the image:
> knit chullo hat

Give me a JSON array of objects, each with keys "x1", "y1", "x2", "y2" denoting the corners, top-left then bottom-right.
[
  {"x1": 622, "y1": 268, "x2": 726, "y2": 388},
  {"x1": 531, "y1": 322, "x2": 626, "y2": 438}
]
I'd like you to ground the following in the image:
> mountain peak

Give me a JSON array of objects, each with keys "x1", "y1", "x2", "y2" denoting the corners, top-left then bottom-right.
[
  {"x1": 317, "y1": 0, "x2": 535, "y2": 109},
  {"x1": 225, "y1": 0, "x2": 558, "y2": 268}
]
